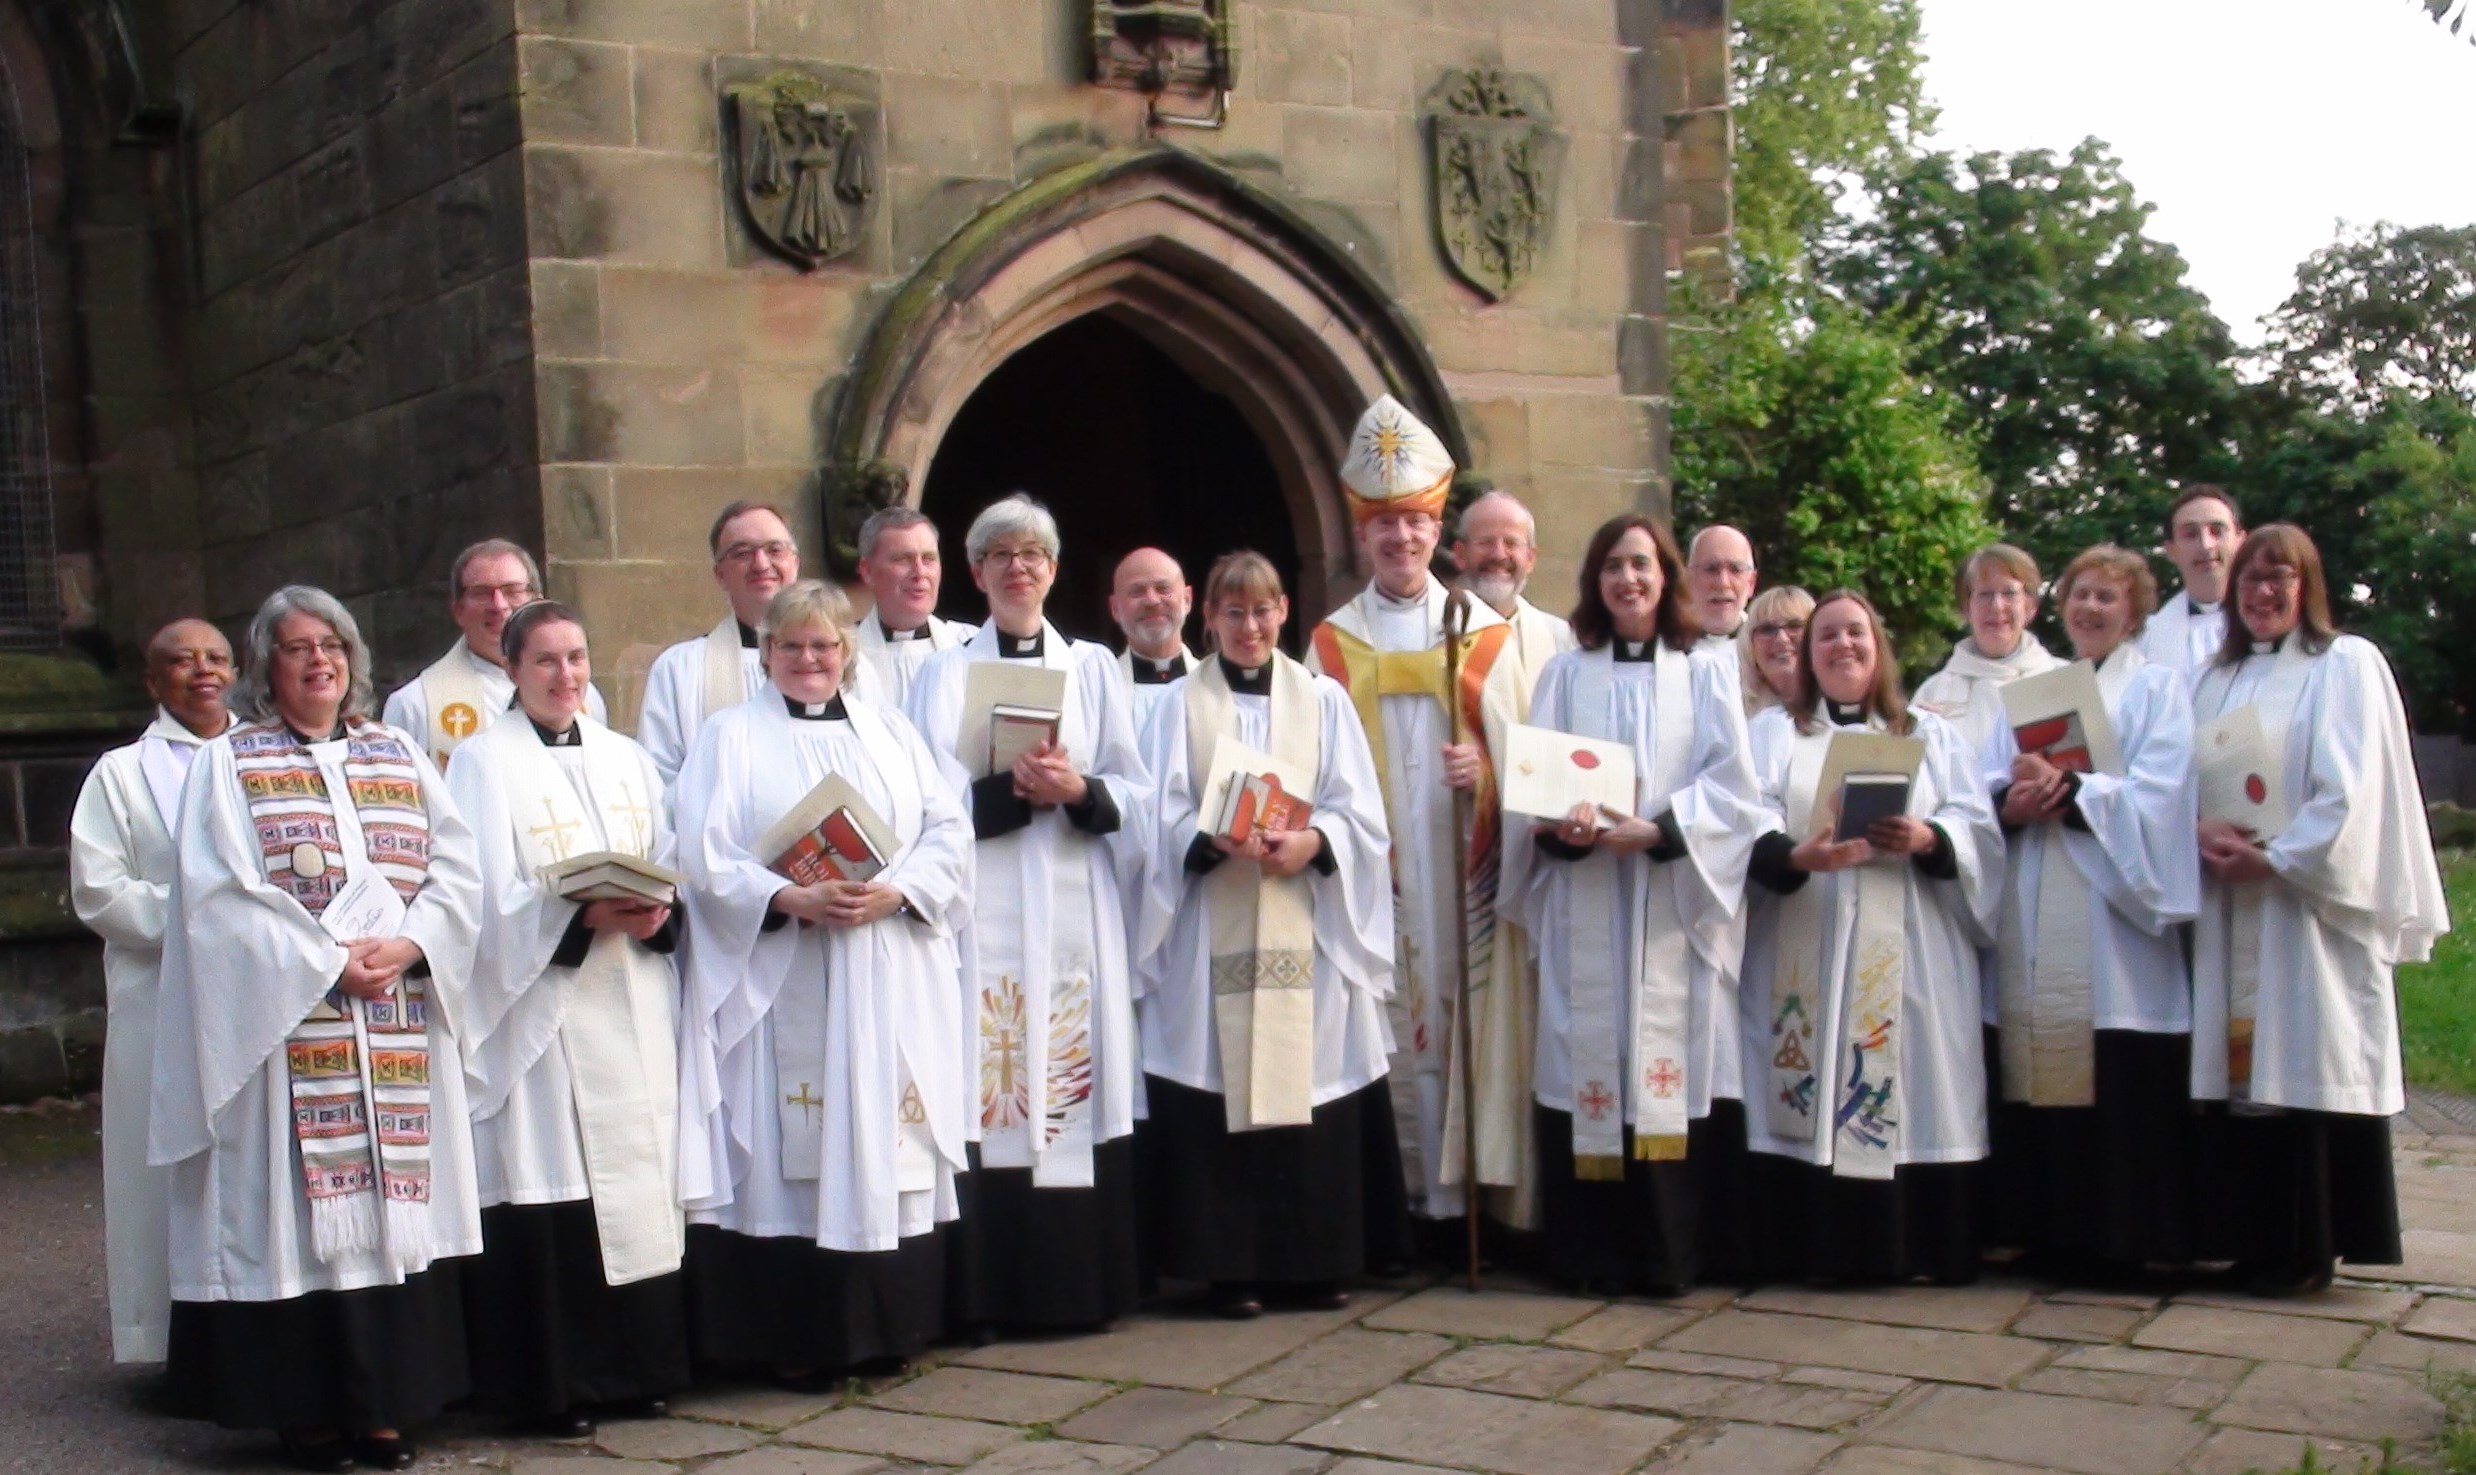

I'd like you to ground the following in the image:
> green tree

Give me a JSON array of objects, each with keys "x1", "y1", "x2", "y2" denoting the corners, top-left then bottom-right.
[
  {"x1": 1824, "y1": 142, "x2": 2248, "y2": 583},
  {"x1": 1730, "y1": 0, "x2": 1934, "y2": 270},
  {"x1": 2262, "y1": 222, "x2": 2476, "y2": 416}
]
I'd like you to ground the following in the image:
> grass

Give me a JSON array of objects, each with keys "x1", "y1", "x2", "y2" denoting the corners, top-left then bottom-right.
[{"x1": 2399, "y1": 854, "x2": 2476, "y2": 1098}]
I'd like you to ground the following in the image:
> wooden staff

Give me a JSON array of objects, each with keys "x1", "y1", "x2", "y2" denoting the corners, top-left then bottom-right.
[{"x1": 1441, "y1": 587, "x2": 1481, "y2": 1293}]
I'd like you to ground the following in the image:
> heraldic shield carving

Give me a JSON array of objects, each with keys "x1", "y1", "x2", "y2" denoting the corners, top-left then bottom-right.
[
  {"x1": 728, "y1": 74, "x2": 878, "y2": 270},
  {"x1": 1421, "y1": 69, "x2": 1562, "y2": 303}
]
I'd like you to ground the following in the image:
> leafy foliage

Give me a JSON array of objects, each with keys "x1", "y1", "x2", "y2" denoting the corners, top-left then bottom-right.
[
  {"x1": 1731, "y1": 0, "x2": 1933, "y2": 269},
  {"x1": 2263, "y1": 223, "x2": 2476, "y2": 416}
]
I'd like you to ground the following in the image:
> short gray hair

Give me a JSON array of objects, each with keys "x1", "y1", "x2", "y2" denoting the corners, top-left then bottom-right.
[
  {"x1": 232, "y1": 585, "x2": 378, "y2": 725},
  {"x1": 857, "y1": 504, "x2": 938, "y2": 564},
  {"x1": 1456, "y1": 489, "x2": 1536, "y2": 542},
  {"x1": 759, "y1": 579, "x2": 858, "y2": 648},
  {"x1": 449, "y1": 538, "x2": 543, "y2": 599},
  {"x1": 964, "y1": 494, "x2": 1060, "y2": 565}
]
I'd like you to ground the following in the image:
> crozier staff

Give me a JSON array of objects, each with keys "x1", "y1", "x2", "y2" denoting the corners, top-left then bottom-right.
[
  {"x1": 150, "y1": 586, "x2": 483, "y2": 1473},
  {"x1": 1498, "y1": 516, "x2": 1761, "y2": 1295},
  {"x1": 1131, "y1": 551, "x2": 1409, "y2": 1318},
  {"x1": 2186, "y1": 524, "x2": 2448, "y2": 1295},
  {"x1": 446, "y1": 600, "x2": 687, "y2": 1435},
  {"x1": 680, "y1": 581, "x2": 971, "y2": 1379}
]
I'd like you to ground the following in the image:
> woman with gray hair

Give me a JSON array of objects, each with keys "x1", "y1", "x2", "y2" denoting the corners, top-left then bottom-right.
[{"x1": 150, "y1": 585, "x2": 485, "y2": 1471}]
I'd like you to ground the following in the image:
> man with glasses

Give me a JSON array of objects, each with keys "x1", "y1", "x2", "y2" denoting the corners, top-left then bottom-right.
[
  {"x1": 1683, "y1": 526, "x2": 1758, "y2": 650},
  {"x1": 638, "y1": 502, "x2": 801, "y2": 783},
  {"x1": 1451, "y1": 490, "x2": 1574, "y2": 716},
  {"x1": 2139, "y1": 485, "x2": 2248, "y2": 683},
  {"x1": 385, "y1": 539, "x2": 603, "y2": 769}
]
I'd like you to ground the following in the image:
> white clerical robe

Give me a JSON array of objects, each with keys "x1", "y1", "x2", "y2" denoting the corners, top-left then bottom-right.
[
  {"x1": 907, "y1": 622, "x2": 1147, "y2": 1184},
  {"x1": 70, "y1": 709, "x2": 225, "y2": 1361},
  {"x1": 1120, "y1": 645, "x2": 1198, "y2": 737},
  {"x1": 1914, "y1": 637, "x2": 2067, "y2": 767},
  {"x1": 1738, "y1": 705, "x2": 2003, "y2": 1170},
  {"x1": 448, "y1": 713, "x2": 685, "y2": 1283},
  {"x1": 1983, "y1": 647, "x2": 2199, "y2": 1049},
  {"x1": 853, "y1": 613, "x2": 970, "y2": 713},
  {"x1": 1132, "y1": 663, "x2": 1396, "y2": 1106},
  {"x1": 1307, "y1": 577, "x2": 1524, "y2": 1216},
  {"x1": 1500, "y1": 644, "x2": 1762, "y2": 1128},
  {"x1": 2137, "y1": 591, "x2": 2229, "y2": 685},
  {"x1": 679, "y1": 690, "x2": 973, "y2": 1251},
  {"x1": 638, "y1": 619, "x2": 767, "y2": 783},
  {"x1": 2189, "y1": 635, "x2": 2450, "y2": 1115},
  {"x1": 1501, "y1": 597, "x2": 1578, "y2": 715},
  {"x1": 148, "y1": 724, "x2": 484, "y2": 1301},
  {"x1": 382, "y1": 642, "x2": 607, "y2": 770}
]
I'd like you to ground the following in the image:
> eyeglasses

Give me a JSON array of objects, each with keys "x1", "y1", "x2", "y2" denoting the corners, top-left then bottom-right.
[
  {"x1": 981, "y1": 547, "x2": 1052, "y2": 571},
  {"x1": 2239, "y1": 567, "x2": 2302, "y2": 591},
  {"x1": 456, "y1": 581, "x2": 536, "y2": 606},
  {"x1": 720, "y1": 540, "x2": 797, "y2": 566},
  {"x1": 274, "y1": 638, "x2": 349, "y2": 661},
  {"x1": 770, "y1": 639, "x2": 843, "y2": 660},
  {"x1": 1751, "y1": 620, "x2": 1806, "y2": 641}
]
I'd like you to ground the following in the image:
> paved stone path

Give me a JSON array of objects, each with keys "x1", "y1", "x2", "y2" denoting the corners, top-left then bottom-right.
[{"x1": 13, "y1": 1095, "x2": 2476, "y2": 1474}]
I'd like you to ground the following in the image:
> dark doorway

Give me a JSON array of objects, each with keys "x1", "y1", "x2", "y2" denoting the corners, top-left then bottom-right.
[{"x1": 918, "y1": 313, "x2": 1297, "y2": 650}]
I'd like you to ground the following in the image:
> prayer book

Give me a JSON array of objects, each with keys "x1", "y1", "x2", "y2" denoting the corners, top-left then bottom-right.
[
  {"x1": 2000, "y1": 661, "x2": 2123, "y2": 776},
  {"x1": 2196, "y1": 705, "x2": 2290, "y2": 836},
  {"x1": 318, "y1": 869, "x2": 407, "y2": 944},
  {"x1": 543, "y1": 850, "x2": 681, "y2": 906},
  {"x1": 1833, "y1": 774, "x2": 1915, "y2": 842},
  {"x1": 1198, "y1": 738, "x2": 1315, "y2": 844},
  {"x1": 1812, "y1": 730, "x2": 1926, "y2": 844},
  {"x1": 756, "y1": 772, "x2": 900, "y2": 885},
  {"x1": 1502, "y1": 723, "x2": 1637, "y2": 824},
  {"x1": 959, "y1": 661, "x2": 1070, "y2": 779}
]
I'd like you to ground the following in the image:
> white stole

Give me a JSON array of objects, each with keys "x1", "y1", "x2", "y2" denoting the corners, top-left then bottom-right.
[
  {"x1": 1563, "y1": 646, "x2": 1694, "y2": 1173},
  {"x1": 700, "y1": 618, "x2": 745, "y2": 727},
  {"x1": 1185, "y1": 656, "x2": 1321, "y2": 1133},
  {"x1": 417, "y1": 645, "x2": 492, "y2": 768},
  {"x1": 501, "y1": 732, "x2": 682, "y2": 1284},
  {"x1": 137, "y1": 726, "x2": 199, "y2": 830}
]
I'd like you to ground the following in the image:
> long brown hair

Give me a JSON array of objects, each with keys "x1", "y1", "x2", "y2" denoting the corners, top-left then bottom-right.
[
  {"x1": 2214, "y1": 522, "x2": 2337, "y2": 665},
  {"x1": 1569, "y1": 514, "x2": 1696, "y2": 653},
  {"x1": 1789, "y1": 589, "x2": 1913, "y2": 735}
]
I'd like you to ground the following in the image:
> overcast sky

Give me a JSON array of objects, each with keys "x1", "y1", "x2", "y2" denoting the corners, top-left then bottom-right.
[{"x1": 1915, "y1": 0, "x2": 2476, "y2": 343}]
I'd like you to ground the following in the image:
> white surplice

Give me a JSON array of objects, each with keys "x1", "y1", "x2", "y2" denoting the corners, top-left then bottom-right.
[
  {"x1": 1914, "y1": 637, "x2": 2067, "y2": 766},
  {"x1": 907, "y1": 622, "x2": 1146, "y2": 1185},
  {"x1": 148, "y1": 724, "x2": 484, "y2": 1301},
  {"x1": 2137, "y1": 591, "x2": 2230, "y2": 686},
  {"x1": 70, "y1": 708, "x2": 226, "y2": 1361},
  {"x1": 1983, "y1": 646, "x2": 2200, "y2": 1057},
  {"x1": 678, "y1": 690, "x2": 973, "y2": 1251},
  {"x1": 382, "y1": 642, "x2": 607, "y2": 770},
  {"x1": 1120, "y1": 645, "x2": 1198, "y2": 738},
  {"x1": 2189, "y1": 634, "x2": 2450, "y2": 1115},
  {"x1": 1737, "y1": 705, "x2": 2003, "y2": 1170},
  {"x1": 638, "y1": 619, "x2": 766, "y2": 783},
  {"x1": 1499, "y1": 596, "x2": 1578, "y2": 716},
  {"x1": 852, "y1": 613, "x2": 970, "y2": 713},
  {"x1": 448, "y1": 713, "x2": 685, "y2": 1283},
  {"x1": 1132, "y1": 663, "x2": 1396, "y2": 1106},
  {"x1": 1500, "y1": 644, "x2": 1762, "y2": 1130}
]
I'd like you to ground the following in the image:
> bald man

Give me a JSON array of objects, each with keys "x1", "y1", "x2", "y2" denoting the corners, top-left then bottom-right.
[
  {"x1": 1685, "y1": 526, "x2": 1757, "y2": 648},
  {"x1": 1452, "y1": 490, "x2": 1575, "y2": 716},
  {"x1": 70, "y1": 618, "x2": 237, "y2": 1364},
  {"x1": 1109, "y1": 547, "x2": 1196, "y2": 732}
]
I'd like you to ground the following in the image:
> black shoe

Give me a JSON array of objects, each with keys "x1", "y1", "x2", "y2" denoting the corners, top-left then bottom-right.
[
  {"x1": 533, "y1": 1410, "x2": 595, "y2": 1439},
  {"x1": 849, "y1": 1355, "x2": 910, "y2": 1382},
  {"x1": 1210, "y1": 1282, "x2": 1265, "y2": 1319},
  {"x1": 276, "y1": 1431, "x2": 354, "y2": 1474},
  {"x1": 352, "y1": 1432, "x2": 416, "y2": 1471},
  {"x1": 774, "y1": 1365, "x2": 844, "y2": 1393},
  {"x1": 602, "y1": 1397, "x2": 668, "y2": 1421},
  {"x1": 1280, "y1": 1280, "x2": 1351, "y2": 1311},
  {"x1": 964, "y1": 1322, "x2": 1002, "y2": 1348}
]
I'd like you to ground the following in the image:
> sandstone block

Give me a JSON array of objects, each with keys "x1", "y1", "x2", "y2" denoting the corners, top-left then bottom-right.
[
  {"x1": 519, "y1": 36, "x2": 634, "y2": 147},
  {"x1": 959, "y1": 1306, "x2": 1371, "y2": 1391},
  {"x1": 2133, "y1": 1304, "x2": 2367, "y2": 1368},
  {"x1": 1568, "y1": 1367, "x2": 1890, "y2": 1430},
  {"x1": 1250, "y1": 10, "x2": 1353, "y2": 107},
  {"x1": 1297, "y1": 1384, "x2": 1674, "y2": 1475},
  {"x1": 958, "y1": 1441, "x2": 1160, "y2": 1475},
  {"x1": 700, "y1": 1450, "x2": 888, "y2": 1475},
  {"x1": 1415, "y1": 1345, "x2": 1605, "y2": 1399},
  {"x1": 2008, "y1": 1303, "x2": 2141, "y2": 1345},
  {"x1": 632, "y1": 47, "x2": 720, "y2": 155},
  {"x1": 1660, "y1": 1312, "x2": 2048, "y2": 1388},
  {"x1": 1281, "y1": 107, "x2": 1402, "y2": 204},
  {"x1": 1645, "y1": 1423, "x2": 1838, "y2": 1475},
  {"x1": 1362, "y1": 1289, "x2": 1602, "y2": 1342},
  {"x1": 1227, "y1": 1328, "x2": 1451, "y2": 1404},
  {"x1": 783, "y1": 1409, "x2": 1023, "y2": 1465},
  {"x1": 1056, "y1": 1388, "x2": 1253, "y2": 1448},
  {"x1": 1866, "y1": 1385, "x2": 2210, "y2": 1475},
  {"x1": 596, "y1": 1422, "x2": 759, "y2": 1461},
  {"x1": 872, "y1": 1368, "x2": 1114, "y2": 1425},
  {"x1": 2210, "y1": 1362, "x2": 2444, "y2": 1444}
]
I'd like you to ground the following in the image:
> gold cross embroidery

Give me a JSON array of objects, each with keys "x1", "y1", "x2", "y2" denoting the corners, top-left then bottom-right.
[
  {"x1": 785, "y1": 1081, "x2": 823, "y2": 1125},
  {"x1": 611, "y1": 777, "x2": 654, "y2": 854},
  {"x1": 527, "y1": 796, "x2": 583, "y2": 862}
]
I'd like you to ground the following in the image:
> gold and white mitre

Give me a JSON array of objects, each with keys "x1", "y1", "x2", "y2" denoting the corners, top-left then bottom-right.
[{"x1": 1340, "y1": 394, "x2": 1455, "y2": 523}]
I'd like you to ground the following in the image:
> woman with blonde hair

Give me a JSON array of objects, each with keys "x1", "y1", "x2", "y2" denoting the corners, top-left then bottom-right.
[
  {"x1": 1915, "y1": 543, "x2": 2065, "y2": 762},
  {"x1": 1737, "y1": 585, "x2": 1815, "y2": 716}
]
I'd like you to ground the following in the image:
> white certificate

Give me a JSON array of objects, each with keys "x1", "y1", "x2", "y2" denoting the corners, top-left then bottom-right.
[
  {"x1": 318, "y1": 869, "x2": 408, "y2": 944},
  {"x1": 2196, "y1": 705, "x2": 2290, "y2": 837},
  {"x1": 1502, "y1": 723, "x2": 1638, "y2": 822}
]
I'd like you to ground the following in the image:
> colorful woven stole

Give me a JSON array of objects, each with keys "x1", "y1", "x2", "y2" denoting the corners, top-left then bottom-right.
[{"x1": 232, "y1": 720, "x2": 434, "y2": 1267}]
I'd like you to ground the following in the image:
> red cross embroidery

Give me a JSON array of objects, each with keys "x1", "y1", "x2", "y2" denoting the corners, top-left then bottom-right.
[
  {"x1": 1577, "y1": 1080, "x2": 1615, "y2": 1121},
  {"x1": 1644, "y1": 1057, "x2": 1683, "y2": 1098}
]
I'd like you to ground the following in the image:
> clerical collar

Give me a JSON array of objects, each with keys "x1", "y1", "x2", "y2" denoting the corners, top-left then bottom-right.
[
  {"x1": 1219, "y1": 656, "x2": 1271, "y2": 696},
  {"x1": 735, "y1": 620, "x2": 759, "y2": 649},
  {"x1": 880, "y1": 615, "x2": 926, "y2": 643},
  {"x1": 1000, "y1": 629, "x2": 1045, "y2": 659},
  {"x1": 2248, "y1": 631, "x2": 2290, "y2": 657},
  {"x1": 1825, "y1": 698, "x2": 1868, "y2": 725},
  {"x1": 1130, "y1": 651, "x2": 1188, "y2": 685},
  {"x1": 1615, "y1": 638, "x2": 1653, "y2": 663},
  {"x1": 287, "y1": 719, "x2": 349, "y2": 745},
  {"x1": 784, "y1": 693, "x2": 849, "y2": 721},
  {"x1": 1373, "y1": 582, "x2": 1429, "y2": 611},
  {"x1": 2193, "y1": 599, "x2": 2221, "y2": 616},
  {"x1": 529, "y1": 716, "x2": 581, "y2": 747}
]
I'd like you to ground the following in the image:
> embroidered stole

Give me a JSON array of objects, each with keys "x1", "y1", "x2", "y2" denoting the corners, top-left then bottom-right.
[
  {"x1": 503, "y1": 730, "x2": 682, "y2": 1284},
  {"x1": 2194, "y1": 641, "x2": 2315, "y2": 1103},
  {"x1": 1561, "y1": 646, "x2": 1696, "y2": 1174},
  {"x1": 1765, "y1": 720, "x2": 1910, "y2": 1180},
  {"x1": 968, "y1": 627, "x2": 1101, "y2": 1187},
  {"x1": 700, "y1": 618, "x2": 745, "y2": 729},
  {"x1": 1185, "y1": 656, "x2": 1322, "y2": 1132},
  {"x1": 233, "y1": 721, "x2": 436, "y2": 1267},
  {"x1": 417, "y1": 644, "x2": 493, "y2": 768}
]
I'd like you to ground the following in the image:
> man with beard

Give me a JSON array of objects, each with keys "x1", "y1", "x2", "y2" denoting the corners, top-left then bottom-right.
[
  {"x1": 1452, "y1": 491, "x2": 1575, "y2": 715},
  {"x1": 1683, "y1": 526, "x2": 1757, "y2": 651},
  {"x1": 383, "y1": 540, "x2": 607, "y2": 769},
  {"x1": 638, "y1": 502, "x2": 800, "y2": 783},
  {"x1": 851, "y1": 505, "x2": 969, "y2": 710},
  {"x1": 2138, "y1": 485, "x2": 2246, "y2": 682},
  {"x1": 1109, "y1": 547, "x2": 1197, "y2": 733}
]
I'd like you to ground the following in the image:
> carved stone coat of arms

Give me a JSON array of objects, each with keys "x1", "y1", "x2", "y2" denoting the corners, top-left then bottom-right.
[
  {"x1": 728, "y1": 74, "x2": 878, "y2": 269},
  {"x1": 1421, "y1": 69, "x2": 1563, "y2": 302}
]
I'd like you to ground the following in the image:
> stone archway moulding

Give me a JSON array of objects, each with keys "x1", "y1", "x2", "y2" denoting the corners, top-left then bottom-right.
[{"x1": 820, "y1": 147, "x2": 1467, "y2": 619}]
